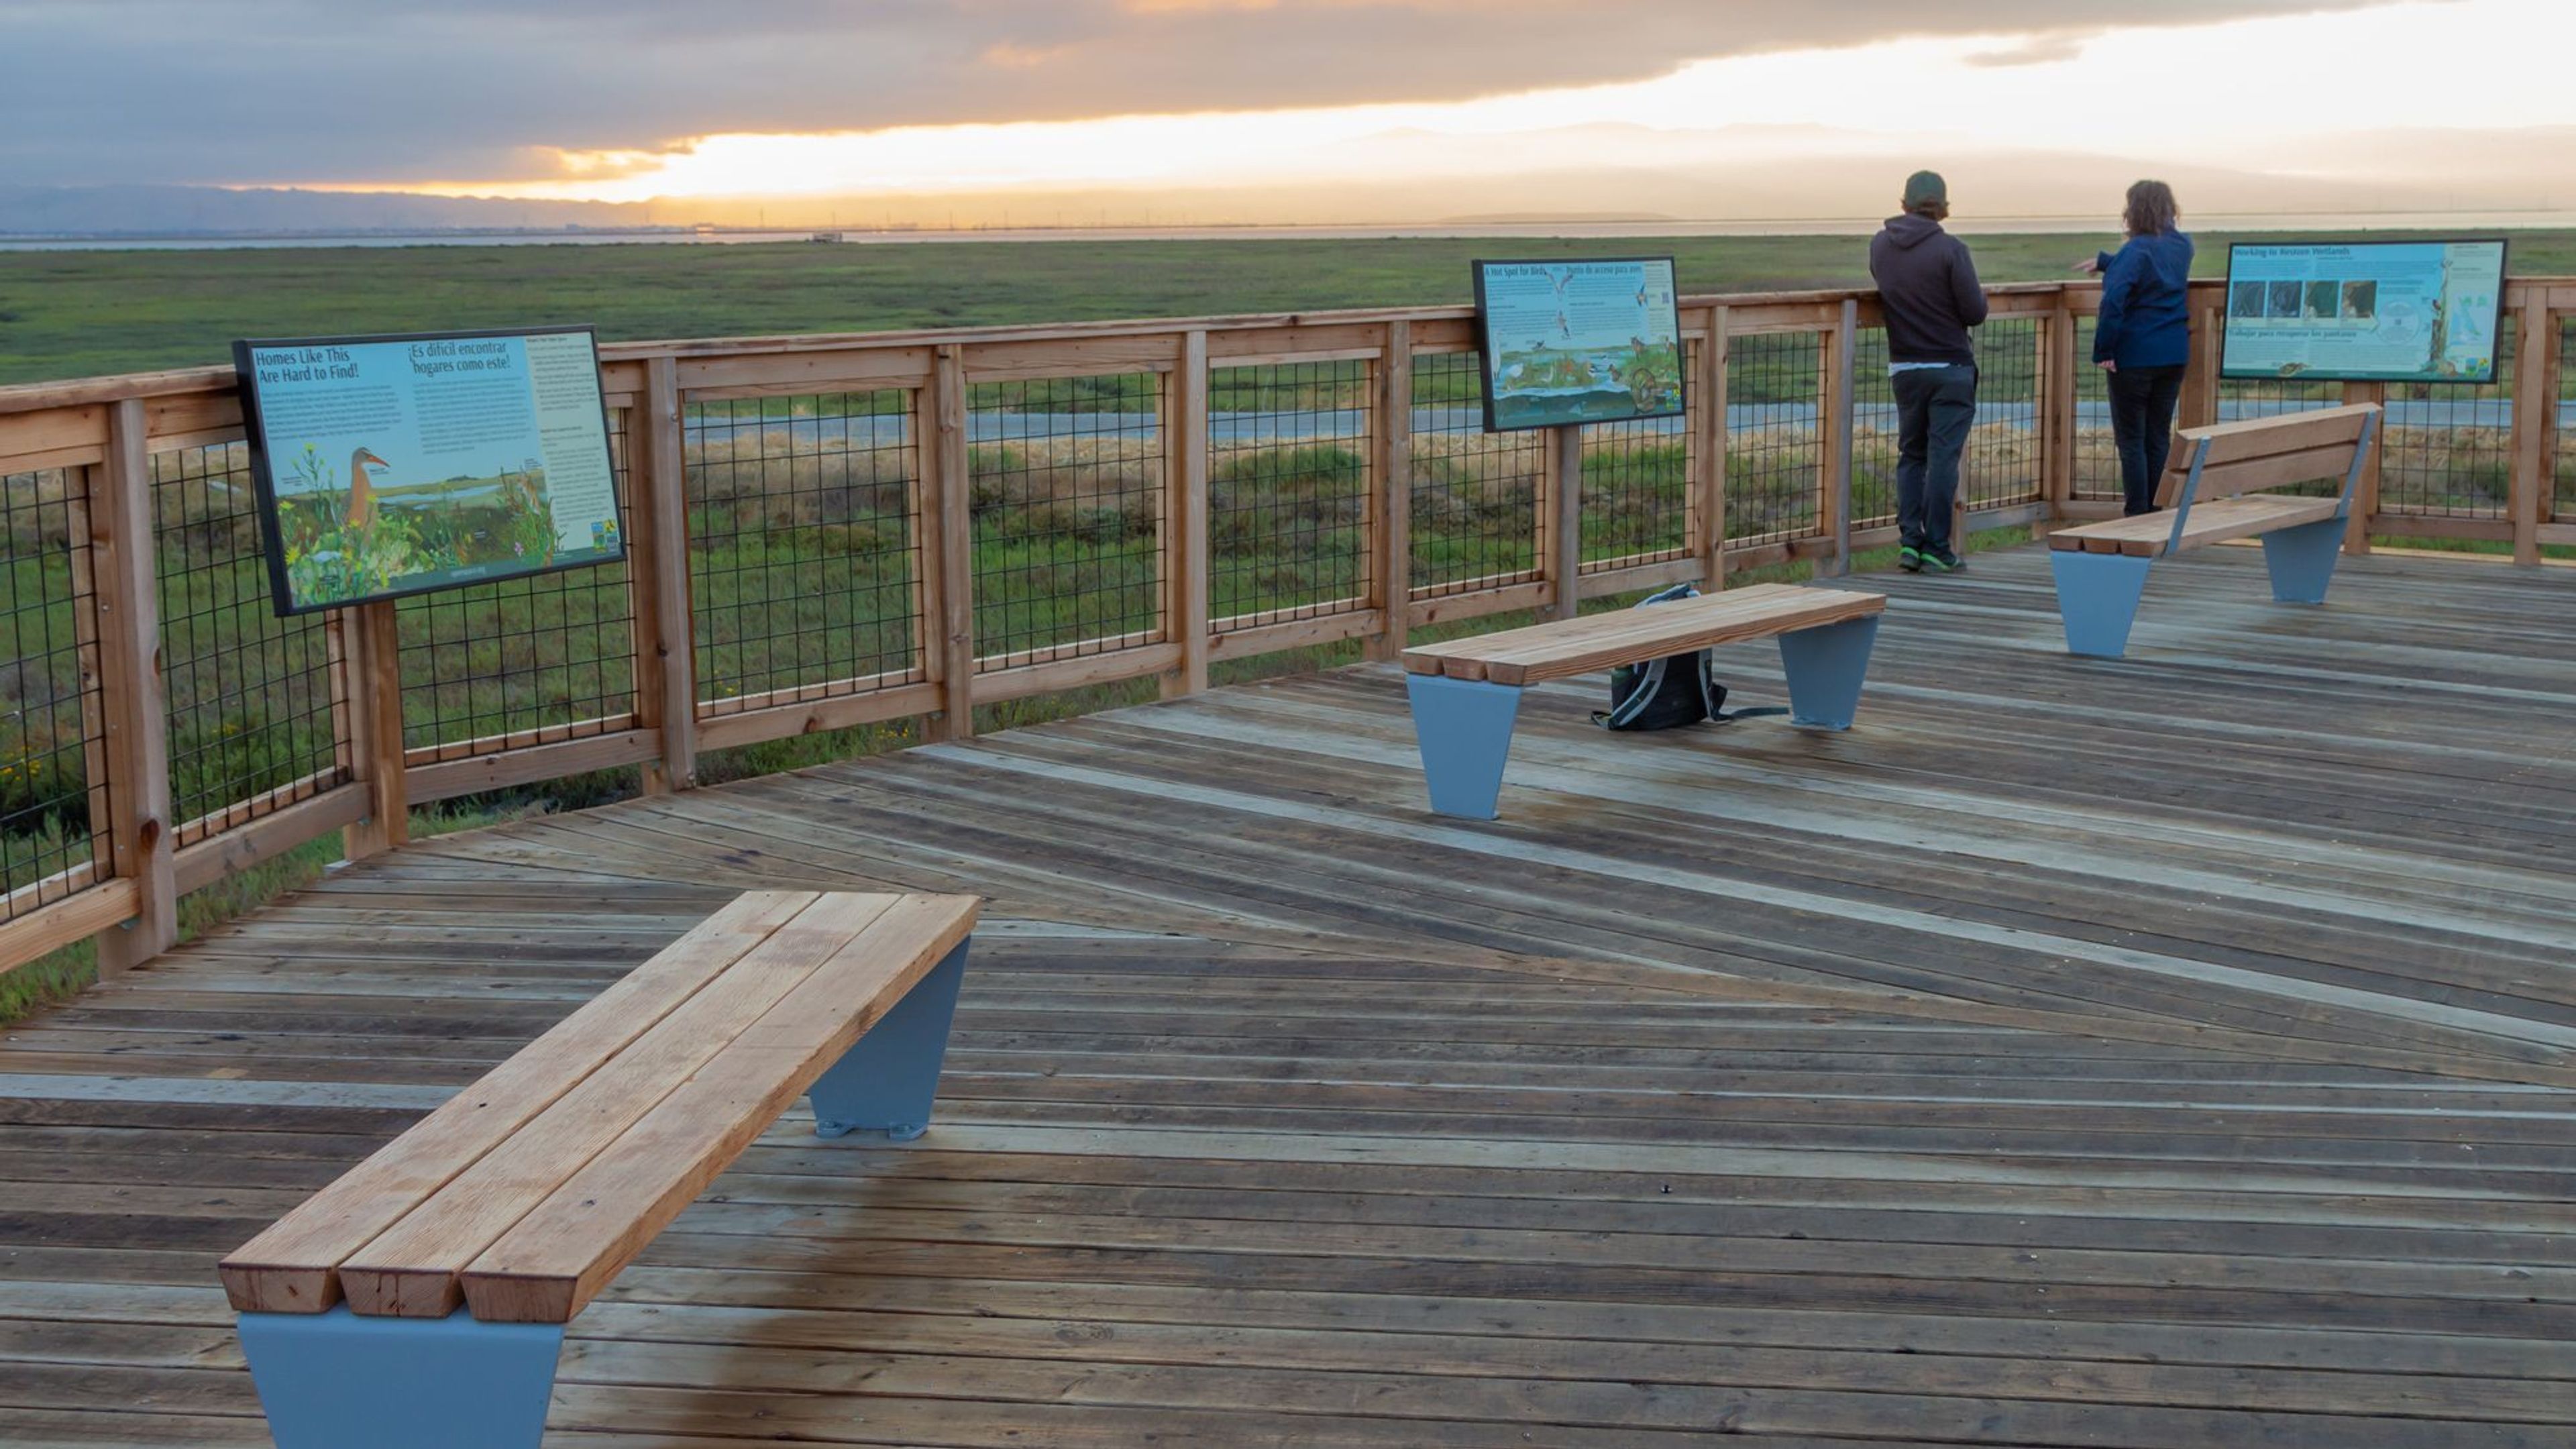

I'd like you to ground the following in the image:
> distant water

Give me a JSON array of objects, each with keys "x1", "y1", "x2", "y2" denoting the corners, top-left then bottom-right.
[{"x1": 6, "y1": 211, "x2": 2575, "y2": 252}]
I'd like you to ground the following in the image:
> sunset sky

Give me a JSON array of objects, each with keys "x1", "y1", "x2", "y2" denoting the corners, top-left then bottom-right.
[{"x1": 3, "y1": 0, "x2": 2569, "y2": 225}]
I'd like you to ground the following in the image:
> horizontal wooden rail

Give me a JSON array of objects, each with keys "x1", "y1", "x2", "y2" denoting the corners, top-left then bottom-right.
[{"x1": 3, "y1": 275, "x2": 2569, "y2": 985}]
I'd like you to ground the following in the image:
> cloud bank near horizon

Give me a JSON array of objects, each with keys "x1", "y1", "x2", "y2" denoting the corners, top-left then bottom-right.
[{"x1": 1, "y1": 0, "x2": 2413, "y2": 188}]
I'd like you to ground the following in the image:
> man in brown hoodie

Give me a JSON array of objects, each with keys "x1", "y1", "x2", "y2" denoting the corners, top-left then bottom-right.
[{"x1": 1868, "y1": 171, "x2": 1988, "y2": 573}]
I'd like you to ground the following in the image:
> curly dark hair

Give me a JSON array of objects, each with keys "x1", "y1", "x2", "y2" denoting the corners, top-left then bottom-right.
[{"x1": 2124, "y1": 179, "x2": 2180, "y2": 237}]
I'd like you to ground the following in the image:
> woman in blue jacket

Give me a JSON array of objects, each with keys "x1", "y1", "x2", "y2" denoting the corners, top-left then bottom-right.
[{"x1": 2080, "y1": 181, "x2": 2194, "y2": 516}]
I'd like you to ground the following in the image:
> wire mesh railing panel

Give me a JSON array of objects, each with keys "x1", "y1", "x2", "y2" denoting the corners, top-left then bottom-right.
[
  {"x1": 2559, "y1": 315, "x2": 2576, "y2": 523},
  {"x1": 1966, "y1": 318, "x2": 2043, "y2": 509},
  {"x1": 685, "y1": 392, "x2": 923, "y2": 713},
  {"x1": 1849, "y1": 329, "x2": 1898, "y2": 531},
  {"x1": 1578, "y1": 345, "x2": 1690, "y2": 572},
  {"x1": 154, "y1": 443, "x2": 344, "y2": 843},
  {"x1": 2070, "y1": 319, "x2": 2121, "y2": 501},
  {"x1": 1724, "y1": 331, "x2": 1825, "y2": 549},
  {"x1": 2378, "y1": 315, "x2": 2516, "y2": 519},
  {"x1": 1409, "y1": 352, "x2": 1544, "y2": 598},
  {"x1": 396, "y1": 408, "x2": 638, "y2": 753},
  {"x1": 969, "y1": 374, "x2": 1165, "y2": 669},
  {"x1": 1207, "y1": 361, "x2": 1372, "y2": 627},
  {"x1": 1, "y1": 470, "x2": 105, "y2": 917}
]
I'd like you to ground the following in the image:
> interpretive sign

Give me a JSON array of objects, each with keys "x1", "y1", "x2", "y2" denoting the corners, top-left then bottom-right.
[
  {"x1": 1472, "y1": 258, "x2": 1684, "y2": 432},
  {"x1": 2222, "y1": 241, "x2": 2507, "y2": 383},
  {"x1": 233, "y1": 327, "x2": 625, "y2": 615}
]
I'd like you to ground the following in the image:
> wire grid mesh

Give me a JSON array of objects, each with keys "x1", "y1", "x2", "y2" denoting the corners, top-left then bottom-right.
[
  {"x1": 2377, "y1": 313, "x2": 2516, "y2": 519},
  {"x1": 968, "y1": 374, "x2": 1166, "y2": 669},
  {"x1": 2559, "y1": 315, "x2": 2576, "y2": 522},
  {"x1": 395, "y1": 409, "x2": 638, "y2": 753},
  {"x1": 153, "y1": 443, "x2": 344, "y2": 844},
  {"x1": 685, "y1": 392, "x2": 922, "y2": 713},
  {"x1": 2070, "y1": 318, "x2": 2121, "y2": 500},
  {"x1": 1408, "y1": 351, "x2": 1544, "y2": 598},
  {"x1": 1723, "y1": 331, "x2": 1825, "y2": 549},
  {"x1": 1577, "y1": 344, "x2": 1692, "y2": 572},
  {"x1": 1964, "y1": 318, "x2": 2043, "y2": 509},
  {"x1": 1848, "y1": 329, "x2": 1898, "y2": 531},
  {"x1": 1, "y1": 470, "x2": 105, "y2": 917},
  {"x1": 1207, "y1": 360, "x2": 1373, "y2": 627}
]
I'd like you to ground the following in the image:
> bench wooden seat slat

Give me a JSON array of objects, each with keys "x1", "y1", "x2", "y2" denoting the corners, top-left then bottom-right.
[
  {"x1": 2153, "y1": 444, "x2": 2369, "y2": 507},
  {"x1": 459, "y1": 894, "x2": 979, "y2": 1324},
  {"x1": 331, "y1": 891, "x2": 908, "y2": 1318},
  {"x1": 214, "y1": 889, "x2": 822, "y2": 1316},
  {"x1": 2049, "y1": 496, "x2": 2343, "y2": 557},
  {"x1": 2170, "y1": 402, "x2": 2375, "y2": 466},
  {"x1": 1402, "y1": 584, "x2": 1886, "y2": 687}
]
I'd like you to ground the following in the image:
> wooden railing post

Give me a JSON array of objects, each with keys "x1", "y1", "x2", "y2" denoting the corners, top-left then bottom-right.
[
  {"x1": 629, "y1": 356, "x2": 697, "y2": 790},
  {"x1": 1365, "y1": 320, "x2": 1413, "y2": 661},
  {"x1": 87, "y1": 399, "x2": 174, "y2": 976},
  {"x1": 2039, "y1": 293, "x2": 2077, "y2": 537},
  {"x1": 1825, "y1": 303, "x2": 1857, "y2": 574},
  {"x1": 2510, "y1": 290, "x2": 2552, "y2": 566},
  {"x1": 926, "y1": 345, "x2": 977, "y2": 737},
  {"x1": 2339, "y1": 380, "x2": 2384, "y2": 555},
  {"x1": 338, "y1": 600, "x2": 409, "y2": 858},
  {"x1": 1702, "y1": 307, "x2": 1729, "y2": 588},
  {"x1": 2181, "y1": 294, "x2": 2222, "y2": 431},
  {"x1": 1164, "y1": 331, "x2": 1211, "y2": 697},
  {"x1": 1546, "y1": 426, "x2": 1582, "y2": 620}
]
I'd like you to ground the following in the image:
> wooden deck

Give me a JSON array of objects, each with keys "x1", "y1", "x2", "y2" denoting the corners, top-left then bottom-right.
[{"x1": 3, "y1": 543, "x2": 2571, "y2": 1448}]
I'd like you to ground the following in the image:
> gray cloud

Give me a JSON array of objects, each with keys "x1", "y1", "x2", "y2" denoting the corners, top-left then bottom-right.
[{"x1": 0, "y1": 1, "x2": 2414, "y2": 186}]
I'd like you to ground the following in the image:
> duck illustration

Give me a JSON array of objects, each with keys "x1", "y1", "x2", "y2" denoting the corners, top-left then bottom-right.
[{"x1": 345, "y1": 447, "x2": 390, "y2": 529}]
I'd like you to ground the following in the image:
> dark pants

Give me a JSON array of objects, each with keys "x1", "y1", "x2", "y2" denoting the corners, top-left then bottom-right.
[
  {"x1": 2106, "y1": 364, "x2": 2185, "y2": 517},
  {"x1": 1892, "y1": 364, "x2": 1976, "y2": 553}
]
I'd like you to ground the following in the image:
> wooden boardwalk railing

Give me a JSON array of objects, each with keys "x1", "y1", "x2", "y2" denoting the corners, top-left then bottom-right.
[{"x1": 1, "y1": 276, "x2": 2571, "y2": 982}]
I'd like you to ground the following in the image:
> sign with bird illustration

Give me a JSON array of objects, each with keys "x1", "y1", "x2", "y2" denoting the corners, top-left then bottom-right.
[{"x1": 231, "y1": 327, "x2": 624, "y2": 614}]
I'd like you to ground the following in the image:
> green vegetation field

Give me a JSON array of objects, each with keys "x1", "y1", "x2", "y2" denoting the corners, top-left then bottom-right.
[{"x1": 8, "y1": 228, "x2": 2576, "y2": 384}]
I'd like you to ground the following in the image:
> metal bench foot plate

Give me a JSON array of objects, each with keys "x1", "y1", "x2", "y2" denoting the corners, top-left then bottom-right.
[
  {"x1": 1405, "y1": 675, "x2": 1522, "y2": 820},
  {"x1": 2049, "y1": 551, "x2": 2154, "y2": 658},
  {"x1": 809, "y1": 938, "x2": 971, "y2": 1140},
  {"x1": 238, "y1": 1305, "x2": 564, "y2": 1449},
  {"x1": 1776, "y1": 614, "x2": 1881, "y2": 729}
]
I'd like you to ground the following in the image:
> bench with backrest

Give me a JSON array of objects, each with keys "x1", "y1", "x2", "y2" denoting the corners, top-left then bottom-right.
[
  {"x1": 2047, "y1": 402, "x2": 2380, "y2": 657},
  {"x1": 1398, "y1": 582, "x2": 1887, "y2": 819},
  {"x1": 219, "y1": 889, "x2": 980, "y2": 1449}
]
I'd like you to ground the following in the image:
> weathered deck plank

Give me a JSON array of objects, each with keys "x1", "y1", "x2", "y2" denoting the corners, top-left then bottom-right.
[{"x1": 1, "y1": 545, "x2": 2570, "y2": 1446}]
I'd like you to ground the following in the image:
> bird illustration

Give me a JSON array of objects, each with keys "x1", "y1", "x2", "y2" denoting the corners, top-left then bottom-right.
[{"x1": 345, "y1": 447, "x2": 390, "y2": 529}]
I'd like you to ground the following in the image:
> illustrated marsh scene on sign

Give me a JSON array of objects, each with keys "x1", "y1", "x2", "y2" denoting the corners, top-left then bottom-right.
[
  {"x1": 234, "y1": 329, "x2": 624, "y2": 613},
  {"x1": 1473, "y1": 258, "x2": 1684, "y2": 431}
]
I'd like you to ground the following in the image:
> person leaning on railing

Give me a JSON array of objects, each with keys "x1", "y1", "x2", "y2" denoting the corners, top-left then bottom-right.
[
  {"x1": 2076, "y1": 180, "x2": 2194, "y2": 517},
  {"x1": 1869, "y1": 170, "x2": 1986, "y2": 575}
]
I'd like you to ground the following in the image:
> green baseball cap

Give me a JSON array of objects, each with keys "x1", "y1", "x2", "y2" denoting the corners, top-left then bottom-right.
[{"x1": 1903, "y1": 170, "x2": 1948, "y2": 209}]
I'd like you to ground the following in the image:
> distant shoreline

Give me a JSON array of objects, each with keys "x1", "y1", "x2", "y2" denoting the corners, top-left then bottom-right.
[{"x1": 9, "y1": 209, "x2": 2576, "y2": 252}]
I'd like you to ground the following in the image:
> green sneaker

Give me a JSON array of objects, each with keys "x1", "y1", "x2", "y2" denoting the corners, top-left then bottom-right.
[
  {"x1": 1898, "y1": 545, "x2": 1923, "y2": 573},
  {"x1": 1919, "y1": 547, "x2": 1966, "y2": 574}
]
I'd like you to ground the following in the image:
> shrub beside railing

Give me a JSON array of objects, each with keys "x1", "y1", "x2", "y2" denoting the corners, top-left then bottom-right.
[{"x1": 2, "y1": 276, "x2": 2571, "y2": 983}]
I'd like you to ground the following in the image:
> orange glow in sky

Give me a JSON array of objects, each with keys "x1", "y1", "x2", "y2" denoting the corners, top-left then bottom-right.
[{"x1": 381, "y1": 1, "x2": 2569, "y2": 207}]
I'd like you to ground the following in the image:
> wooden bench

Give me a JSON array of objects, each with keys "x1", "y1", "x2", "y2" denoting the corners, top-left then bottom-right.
[
  {"x1": 219, "y1": 889, "x2": 979, "y2": 1449},
  {"x1": 1398, "y1": 583, "x2": 1887, "y2": 819},
  {"x1": 2047, "y1": 403, "x2": 2381, "y2": 657}
]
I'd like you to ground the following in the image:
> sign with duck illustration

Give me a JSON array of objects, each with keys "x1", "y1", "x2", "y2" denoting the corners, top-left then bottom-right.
[
  {"x1": 232, "y1": 326, "x2": 625, "y2": 614},
  {"x1": 1471, "y1": 257, "x2": 1684, "y2": 432}
]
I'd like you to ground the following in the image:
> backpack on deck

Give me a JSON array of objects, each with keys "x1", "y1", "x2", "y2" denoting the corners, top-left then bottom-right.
[
  {"x1": 1593, "y1": 583, "x2": 1786, "y2": 732},
  {"x1": 1595, "y1": 584, "x2": 1725, "y2": 731}
]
